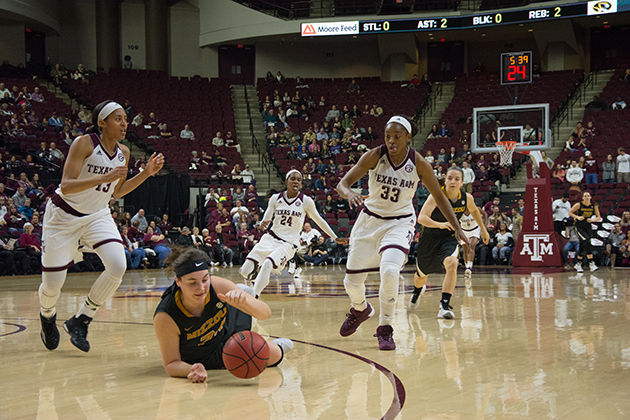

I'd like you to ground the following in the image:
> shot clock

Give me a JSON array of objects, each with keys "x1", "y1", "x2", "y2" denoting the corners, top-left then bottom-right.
[{"x1": 500, "y1": 51, "x2": 533, "y2": 85}]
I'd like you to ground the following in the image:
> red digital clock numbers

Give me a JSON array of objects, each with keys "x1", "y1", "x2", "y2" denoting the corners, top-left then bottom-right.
[{"x1": 501, "y1": 52, "x2": 532, "y2": 85}]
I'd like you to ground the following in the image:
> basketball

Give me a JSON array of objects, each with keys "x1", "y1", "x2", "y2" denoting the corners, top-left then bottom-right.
[{"x1": 222, "y1": 331, "x2": 270, "y2": 379}]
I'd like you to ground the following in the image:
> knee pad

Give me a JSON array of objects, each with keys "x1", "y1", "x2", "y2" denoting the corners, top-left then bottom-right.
[{"x1": 379, "y1": 262, "x2": 400, "y2": 301}]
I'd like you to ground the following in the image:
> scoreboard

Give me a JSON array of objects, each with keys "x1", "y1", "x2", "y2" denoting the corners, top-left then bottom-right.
[
  {"x1": 301, "y1": 1, "x2": 621, "y2": 37},
  {"x1": 501, "y1": 51, "x2": 532, "y2": 85}
]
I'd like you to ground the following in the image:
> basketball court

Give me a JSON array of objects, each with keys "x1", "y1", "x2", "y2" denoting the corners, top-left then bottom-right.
[{"x1": 1, "y1": 266, "x2": 629, "y2": 419}]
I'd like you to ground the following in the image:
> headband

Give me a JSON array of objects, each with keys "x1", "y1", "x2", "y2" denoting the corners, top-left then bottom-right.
[
  {"x1": 174, "y1": 259, "x2": 209, "y2": 278},
  {"x1": 285, "y1": 169, "x2": 302, "y2": 180},
  {"x1": 98, "y1": 101, "x2": 123, "y2": 122},
  {"x1": 387, "y1": 116, "x2": 412, "y2": 134}
]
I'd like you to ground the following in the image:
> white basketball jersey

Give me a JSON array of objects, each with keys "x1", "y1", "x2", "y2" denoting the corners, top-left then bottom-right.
[
  {"x1": 364, "y1": 145, "x2": 420, "y2": 217},
  {"x1": 460, "y1": 213, "x2": 479, "y2": 231},
  {"x1": 58, "y1": 134, "x2": 126, "y2": 214},
  {"x1": 264, "y1": 192, "x2": 318, "y2": 246}
]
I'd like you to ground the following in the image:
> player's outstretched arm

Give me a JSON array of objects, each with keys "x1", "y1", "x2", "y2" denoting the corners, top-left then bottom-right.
[
  {"x1": 113, "y1": 150, "x2": 164, "y2": 198},
  {"x1": 154, "y1": 312, "x2": 206, "y2": 382},
  {"x1": 305, "y1": 197, "x2": 338, "y2": 240},
  {"x1": 336, "y1": 147, "x2": 379, "y2": 208},
  {"x1": 213, "y1": 276, "x2": 271, "y2": 320},
  {"x1": 417, "y1": 195, "x2": 450, "y2": 229},
  {"x1": 416, "y1": 153, "x2": 469, "y2": 246}
]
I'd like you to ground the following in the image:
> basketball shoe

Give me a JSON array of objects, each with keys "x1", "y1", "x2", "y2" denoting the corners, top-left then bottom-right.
[
  {"x1": 63, "y1": 314, "x2": 92, "y2": 352},
  {"x1": 574, "y1": 262, "x2": 584, "y2": 273},
  {"x1": 464, "y1": 268, "x2": 472, "y2": 278},
  {"x1": 374, "y1": 325, "x2": 395, "y2": 350},
  {"x1": 409, "y1": 285, "x2": 425, "y2": 309},
  {"x1": 339, "y1": 303, "x2": 374, "y2": 337},
  {"x1": 589, "y1": 261, "x2": 598, "y2": 272},
  {"x1": 437, "y1": 302, "x2": 454, "y2": 319},
  {"x1": 40, "y1": 313, "x2": 59, "y2": 350}
]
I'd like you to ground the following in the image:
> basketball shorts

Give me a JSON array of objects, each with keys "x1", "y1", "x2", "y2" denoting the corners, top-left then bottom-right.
[
  {"x1": 41, "y1": 201, "x2": 123, "y2": 270},
  {"x1": 345, "y1": 210, "x2": 416, "y2": 273},
  {"x1": 415, "y1": 229, "x2": 459, "y2": 276},
  {"x1": 198, "y1": 305, "x2": 252, "y2": 370},
  {"x1": 463, "y1": 227, "x2": 481, "y2": 241},
  {"x1": 244, "y1": 233, "x2": 296, "y2": 274}
]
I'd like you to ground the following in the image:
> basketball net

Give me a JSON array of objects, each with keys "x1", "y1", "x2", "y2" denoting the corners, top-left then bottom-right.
[{"x1": 496, "y1": 141, "x2": 517, "y2": 167}]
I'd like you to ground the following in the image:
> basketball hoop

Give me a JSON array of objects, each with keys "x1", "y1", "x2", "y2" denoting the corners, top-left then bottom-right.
[{"x1": 496, "y1": 141, "x2": 517, "y2": 167}]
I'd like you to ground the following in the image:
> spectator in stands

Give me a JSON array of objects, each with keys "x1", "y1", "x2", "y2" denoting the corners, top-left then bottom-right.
[
  {"x1": 347, "y1": 79, "x2": 360, "y2": 94},
  {"x1": 424, "y1": 150, "x2": 434, "y2": 164},
  {"x1": 240, "y1": 164, "x2": 255, "y2": 185},
  {"x1": 48, "y1": 142, "x2": 64, "y2": 161},
  {"x1": 583, "y1": 151, "x2": 599, "y2": 185},
  {"x1": 121, "y1": 226, "x2": 147, "y2": 269},
  {"x1": 566, "y1": 160, "x2": 584, "y2": 191},
  {"x1": 131, "y1": 112, "x2": 143, "y2": 126},
  {"x1": 175, "y1": 226, "x2": 194, "y2": 247},
  {"x1": 552, "y1": 193, "x2": 571, "y2": 234},
  {"x1": 316, "y1": 127, "x2": 328, "y2": 142},
  {"x1": 159, "y1": 214, "x2": 173, "y2": 236},
  {"x1": 447, "y1": 146, "x2": 458, "y2": 164},
  {"x1": 0, "y1": 83, "x2": 10, "y2": 99},
  {"x1": 159, "y1": 123, "x2": 172, "y2": 138},
  {"x1": 19, "y1": 221, "x2": 41, "y2": 256},
  {"x1": 131, "y1": 209, "x2": 148, "y2": 232},
  {"x1": 217, "y1": 207, "x2": 232, "y2": 230},
  {"x1": 12, "y1": 187, "x2": 26, "y2": 208},
  {"x1": 605, "y1": 224, "x2": 626, "y2": 268},
  {"x1": 612, "y1": 97, "x2": 627, "y2": 110},
  {"x1": 231, "y1": 163, "x2": 242, "y2": 181},
  {"x1": 224, "y1": 131, "x2": 239, "y2": 151},
  {"x1": 438, "y1": 121, "x2": 451, "y2": 137},
  {"x1": 325, "y1": 105, "x2": 340, "y2": 122},
  {"x1": 575, "y1": 133, "x2": 588, "y2": 149},
  {"x1": 585, "y1": 95, "x2": 607, "y2": 112},
  {"x1": 48, "y1": 112, "x2": 64, "y2": 129},
  {"x1": 602, "y1": 154, "x2": 615, "y2": 184},
  {"x1": 552, "y1": 164, "x2": 566, "y2": 182},
  {"x1": 179, "y1": 124, "x2": 195, "y2": 140},
  {"x1": 18, "y1": 197, "x2": 33, "y2": 220},
  {"x1": 143, "y1": 226, "x2": 171, "y2": 268},
  {"x1": 426, "y1": 124, "x2": 439, "y2": 139},
  {"x1": 462, "y1": 161, "x2": 475, "y2": 193},
  {"x1": 214, "y1": 149, "x2": 228, "y2": 168},
  {"x1": 562, "y1": 222, "x2": 580, "y2": 267},
  {"x1": 304, "y1": 235, "x2": 329, "y2": 266},
  {"x1": 492, "y1": 223, "x2": 513, "y2": 264},
  {"x1": 77, "y1": 105, "x2": 91, "y2": 123},
  {"x1": 484, "y1": 196, "x2": 501, "y2": 217},
  {"x1": 5, "y1": 204, "x2": 24, "y2": 236},
  {"x1": 30, "y1": 87, "x2": 44, "y2": 103},
  {"x1": 564, "y1": 133, "x2": 578, "y2": 151},
  {"x1": 275, "y1": 71, "x2": 285, "y2": 83},
  {"x1": 617, "y1": 148, "x2": 630, "y2": 184},
  {"x1": 265, "y1": 71, "x2": 274, "y2": 82},
  {"x1": 488, "y1": 206, "x2": 509, "y2": 234},
  {"x1": 436, "y1": 147, "x2": 447, "y2": 163},
  {"x1": 370, "y1": 104, "x2": 383, "y2": 117},
  {"x1": 208, "y1": 224, "x2": 233, "y2": 267},
  {"x1": 190, "y1": 226, "x2": 205, "y2": 251},
  {"x1": 583, "y1": 120, "x2": 597, "y2": 140}
]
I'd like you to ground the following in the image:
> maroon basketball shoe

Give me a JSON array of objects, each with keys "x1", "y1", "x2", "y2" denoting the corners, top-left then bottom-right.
[
  {"x1": 374, "y1": 325, "x2": 395, "y2": 350},
  {"x1": 339, "y1": 303, "x2": 374, "y2": 337}
]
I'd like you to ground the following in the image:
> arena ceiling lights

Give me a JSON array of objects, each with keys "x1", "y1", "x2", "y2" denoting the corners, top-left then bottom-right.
[{"x1": 300, "y1": 0, "x2": 623, "y2": 37}]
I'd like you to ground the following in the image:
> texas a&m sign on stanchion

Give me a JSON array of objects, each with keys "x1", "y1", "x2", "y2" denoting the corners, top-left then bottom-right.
[{"x1": 512, "y1": 163, "x2": 562, "y2": 267}]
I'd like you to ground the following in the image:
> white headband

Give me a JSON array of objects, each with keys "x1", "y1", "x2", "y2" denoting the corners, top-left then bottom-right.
[
  {"x1": 285, "y1": 169, "x2": 302, "y2": 180},
  {"x1": 387, "y1": 116, "x2": 412, "y2": 134},
  {"x1": 98, "y1": 101, "x2": 123, "y2": 122}
]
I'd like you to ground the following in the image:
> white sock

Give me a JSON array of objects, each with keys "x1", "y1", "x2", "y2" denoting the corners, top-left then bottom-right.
[
  {"x1": 239, "y1": 259, "x2": 256, "y2": 279},
  {"x1": 465, "y1": 261, "x2": 473, "y2": 269},
  {"x1": 39, "y1": 270, "x2": 67, "y2": 318},
  {"x1": 343, "y1": 272, "x2": 368, "y2": 311}
]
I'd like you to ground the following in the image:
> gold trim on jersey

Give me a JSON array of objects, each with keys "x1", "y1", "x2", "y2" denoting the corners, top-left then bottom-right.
[{"x1": 175, "y1": 289, "x2": 210, "y2": 318}]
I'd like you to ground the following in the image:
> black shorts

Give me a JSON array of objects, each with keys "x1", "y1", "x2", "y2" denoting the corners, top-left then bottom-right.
[
  {"x1": 200, "y1": 305, "x2": 253, "y2": 370},
  {"x1": 576, "y1": 225, "x2": 593, "y2": 242},
  {"x1": 415, "y1": 229, "x2": 460, "y2": 276}
]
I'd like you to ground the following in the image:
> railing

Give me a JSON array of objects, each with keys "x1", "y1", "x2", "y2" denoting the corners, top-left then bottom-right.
[
  {"x1": 243, "y1": 85, "x2": 272, "y2": 188},
  {"x1": 235, "y1": 0, "x2": 311, "y2": 19},
  {"x1": 551, "y1": 71, "x2": 594, "y2": 146},
  {"x1": 411, "y1": 82, "x2": 443, "y2": 146}
]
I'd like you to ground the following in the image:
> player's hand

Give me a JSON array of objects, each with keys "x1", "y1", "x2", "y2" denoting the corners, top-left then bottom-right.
[
  {"x1": 440, "y1": 222, "x2": 454, "y2": 231},
  {"x1": 577, "y1": 216, "x2": 585, "y2": 221},
  {"x1": 347, "y1": 192, "x2": 364, "y2": 209},
  {"x1": 455, "y1": 228, "x2": 470, "y2": 248},
  {"x1": 335, "y1": 237, "x2": 349, "y2": 246},
  {"x1": 260, "y1": 220, "x2": 271, "y2": 230},
  {"x1": 187, "y1": 363, "x2": 207, "y2": 383},
  {"x1": 145, "y1": 152, "x2": 165, "y2": 176},
  {"x1": 481, "y1": 229, "x2": 490, "y2": 245},
  {"x1": 102, "y1": 166, "x2": 127, "y2": 182},
  {"x1": 217, "y1": 288, "x2": 248, "y2": 307}
]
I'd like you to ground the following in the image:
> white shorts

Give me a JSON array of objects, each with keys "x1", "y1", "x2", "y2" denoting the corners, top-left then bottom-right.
[
  {"x1": 345, "y1": 210, "x2": 416, "y2": 273},
  {"x1": 463, "y1": 227, "x2": 481, "y2": 240},
  {"x1": 41, "y1": 201, "x2": 123, "y2": 271},
  {"x1": 244, "y1": 233, "x2": 296, "y2": 274}
]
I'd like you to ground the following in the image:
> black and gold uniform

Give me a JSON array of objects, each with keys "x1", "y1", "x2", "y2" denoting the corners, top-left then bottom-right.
[
  {"x1": 575, "y1": 201, "x2": 595, "y2": 256},
  {"x1": 416, "y1": 188, "x2": 467, "y2": 275},
  {"x1": 154, "y1": 282, "x2": 251, "y2": 369}
]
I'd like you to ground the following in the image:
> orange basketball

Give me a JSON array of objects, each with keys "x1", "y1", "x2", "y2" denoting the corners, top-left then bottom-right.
[{"x1": 222, "y1": 331, "x2": 269, "y2": 379}]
